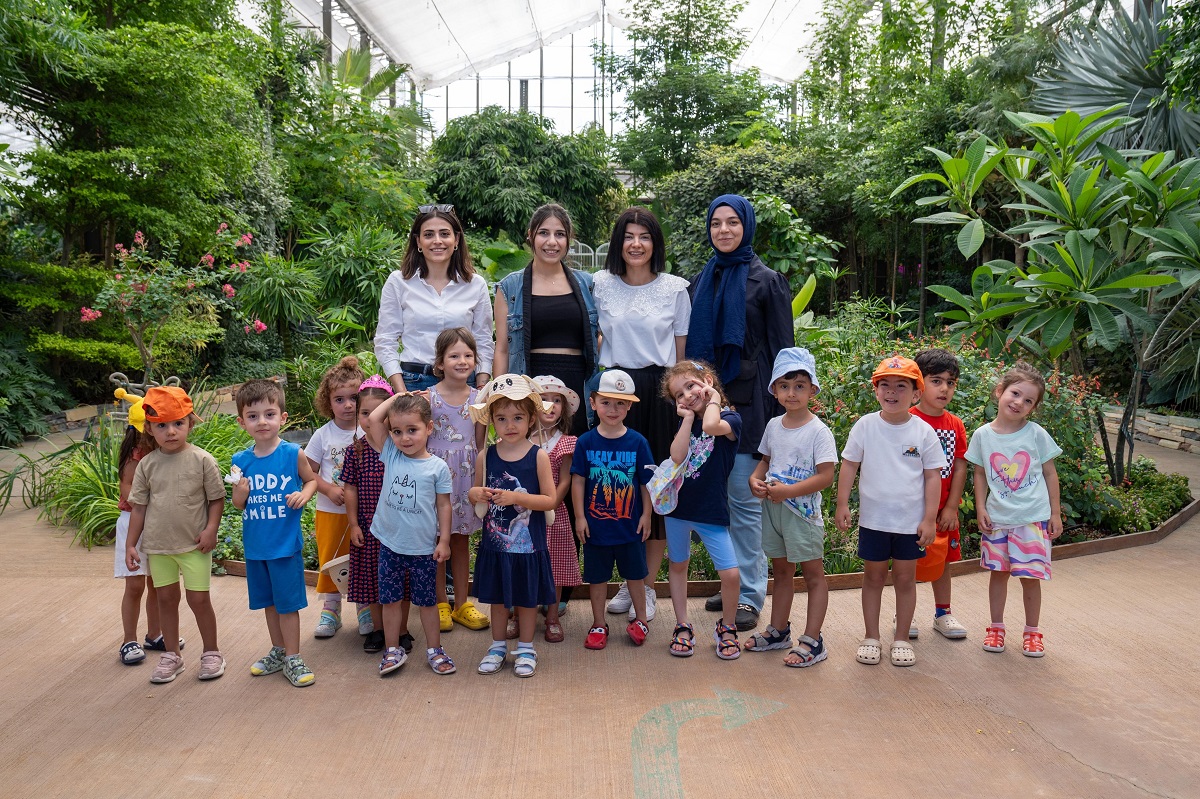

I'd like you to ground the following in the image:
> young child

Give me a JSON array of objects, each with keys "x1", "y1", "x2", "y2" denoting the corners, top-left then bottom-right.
[
  {"x1": 231, "y1": 380, "x2": 320, "y2": 687},
  {"x1": 836, "y1": 356, "x2": 944, "y2": 668},
  {"x1": 304, "y1": 355, "x2": 367, "y2": 639},
  {"x1": 660, "y1": 360, "x2": 743, "y2": 660},
  {"x1": 341, "y1": 376, "x2": 395, "y2": 654},
  {"x1": 113, "y1": 389, "x2": 170, "y2": 665},
  {"x1": 427, "y1": 327, "x2": 489, "y2": 633},
  {"x1": 570, "y1": 370, "x2": 654, "y2": 650},
  {"x1": 746, "y1": 348, "x2": 837, "y2": 667},
  {"x1": 909, "y1": 348, "x2": 969, "y2": 640},
  {"x1": 530, "y1": 375, "x2": 580, "y2": 643},
  {"x1": 966, "y1": 362, "x2": 1063, "y2": 658},
  {"x1": 467, "y1": 375, "x2": 559, "y2": 677},
  {"x1": 124, "y1": 386, "x2": 226, "y2": 683},
  {"x1": 364, "y1": 393, "x2": 455, "y2": 676}
]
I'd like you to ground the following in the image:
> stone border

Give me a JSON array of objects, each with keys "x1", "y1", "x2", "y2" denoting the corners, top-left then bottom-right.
[
  {"x1": 1103, "y1": 405, "x2": 1200, "y2": 453},
  {"x1": 219, "y1": 497, "x2": 1200, "y2": 596}
]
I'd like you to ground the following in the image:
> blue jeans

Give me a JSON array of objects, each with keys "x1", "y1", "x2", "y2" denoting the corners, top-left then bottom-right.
[
  {"x1": 401, "y1": 371, "x2": 439, "y2": 392},
  {"x1": 726, "y1": 453, "x2": 766, "y2": 611}
]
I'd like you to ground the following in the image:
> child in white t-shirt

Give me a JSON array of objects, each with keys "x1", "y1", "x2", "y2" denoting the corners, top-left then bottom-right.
[
  {"x1": 747, "y1": 348, "x2": 837, "y2": 667},
  {"x1": 836, "y1": 356, "x2": 944, "y2": 668}
]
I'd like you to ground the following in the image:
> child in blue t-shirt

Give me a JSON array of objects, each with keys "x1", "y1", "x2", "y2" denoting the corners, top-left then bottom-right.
[
  {"x1": 231, "y1": 380, "x2": 319, "y2": 688},
  {"x1": 364, "y1": 392, "x2": 455, "y2": 677},
  {"x1": 571, "y1": 370, "x2": 654, "y2": 651},
  {"x1": 659, "y1": 360, "x2": 743, "y2": 661}
]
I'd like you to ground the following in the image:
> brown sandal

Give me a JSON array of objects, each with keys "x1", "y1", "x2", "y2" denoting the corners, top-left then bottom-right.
[{"x1": 544, "y1": 621, "x2": 565, "y2": 643}]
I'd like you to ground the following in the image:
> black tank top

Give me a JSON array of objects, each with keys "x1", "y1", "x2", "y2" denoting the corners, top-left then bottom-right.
[{"x1": 530, "y1": 293, "x2": 585, "y2": 350}]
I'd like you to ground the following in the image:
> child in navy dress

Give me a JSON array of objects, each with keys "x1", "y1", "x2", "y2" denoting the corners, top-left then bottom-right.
[{"x1": 467, "y1": 374, "x2": 559, "y2": 677}]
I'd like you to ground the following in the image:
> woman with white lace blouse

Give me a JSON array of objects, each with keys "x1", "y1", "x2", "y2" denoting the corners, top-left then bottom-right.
[{"x1": 592, "y1": 207, "x2": 691, "y2": 622}]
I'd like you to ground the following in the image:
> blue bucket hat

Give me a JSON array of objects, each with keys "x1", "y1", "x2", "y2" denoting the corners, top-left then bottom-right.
[{"x1": 769, "y1": 347, "x2": 820, "y2": 395}]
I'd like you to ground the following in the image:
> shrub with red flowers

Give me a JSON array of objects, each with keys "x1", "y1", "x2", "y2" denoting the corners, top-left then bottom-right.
[{"x1": 84, "y1": 225, "x2": 255, "y2": 380}]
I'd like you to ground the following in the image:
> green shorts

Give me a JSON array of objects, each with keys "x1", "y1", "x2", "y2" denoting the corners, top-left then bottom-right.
[
  {"x1": 148, "y1": 549, "x2": 212, "y2": 591},
  {"x1": 761, "y1": 502, "x2": 825, "y2": 564}
]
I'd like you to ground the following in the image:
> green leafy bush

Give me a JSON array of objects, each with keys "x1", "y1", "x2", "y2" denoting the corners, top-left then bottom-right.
[
  {"x1": 0, "y1": 342, "x2": 67, "y2": 446},
  {"x1": 1099, "y1": 458, "x2": 1193, "y2": 534}
]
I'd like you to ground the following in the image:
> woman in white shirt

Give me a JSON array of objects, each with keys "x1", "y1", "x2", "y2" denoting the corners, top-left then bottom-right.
[
  {"x1": 592, "y1": 206, "x2": 691, "y2": 620},
  {"x1": 374, "y1": 205, "x2": 494, "y2": 392}
]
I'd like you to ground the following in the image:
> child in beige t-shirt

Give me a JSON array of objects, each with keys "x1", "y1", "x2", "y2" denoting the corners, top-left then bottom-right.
[{"x1": 125, "y1": 386, "x2": 225, "y2": 684}]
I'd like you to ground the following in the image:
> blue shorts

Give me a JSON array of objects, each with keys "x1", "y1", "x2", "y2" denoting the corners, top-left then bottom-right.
[
  {"x1": 664, "y1": 518, "x2": 738, "y2": 572},
  {"x1": 245, "y1": 553, "x2": 308, "y2": 615},
  {"x1": 582, "y1": 541, "x2": 648, "y2": 584},
  {"x1": 378, "y1": 546, "x2": 437, "y2": 607},
  {"x1": 857, "y1": 526, "x2": 925, "y2": 562}
]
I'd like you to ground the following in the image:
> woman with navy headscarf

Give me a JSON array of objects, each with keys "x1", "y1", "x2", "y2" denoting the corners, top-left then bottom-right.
[{"x1": 686, "y1": 194, "x2": 792, "y2": 632}]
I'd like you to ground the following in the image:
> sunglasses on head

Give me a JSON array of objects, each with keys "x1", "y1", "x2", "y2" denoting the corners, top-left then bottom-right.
[{"x1": 418, "y1": 204, "x2": 455, "y2": 214}]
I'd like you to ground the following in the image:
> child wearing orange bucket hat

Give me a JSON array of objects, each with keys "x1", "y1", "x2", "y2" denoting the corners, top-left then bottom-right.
[
  {"x1": 835, "y1": 356, "x2": 945, "y2": 668},
  {"x1": 125, "y1": 385, "x2": 227, "y2": 684}
]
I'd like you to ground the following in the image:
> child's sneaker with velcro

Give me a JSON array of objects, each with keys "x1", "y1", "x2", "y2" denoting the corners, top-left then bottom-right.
[{"x1": 251, "y1": 646, "x2": 287, "y2": 676}]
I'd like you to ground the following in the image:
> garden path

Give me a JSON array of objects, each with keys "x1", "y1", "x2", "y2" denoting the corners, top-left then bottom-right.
[{"x1": 0, "y1": 444, "x2": 1197, "y2": 798}]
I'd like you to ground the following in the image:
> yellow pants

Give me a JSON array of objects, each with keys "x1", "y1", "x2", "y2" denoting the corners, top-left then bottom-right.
[{"x1": 314, "y1": 510, "x2": 351, "y2": 595}]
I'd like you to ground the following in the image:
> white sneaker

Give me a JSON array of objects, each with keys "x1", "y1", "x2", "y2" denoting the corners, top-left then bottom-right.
[
  {"x1": 934, "y1": 613, "x2": 968, "y2": 639},
  {"x1": 894, "y1": 615, "x2": 918, "y2": 640},
  {"x1": 629, "y1": 585, "x2": 657, "y2": 622},
  {"x1": 606, "y1": 582, "x2": 632, "y2": 614}
]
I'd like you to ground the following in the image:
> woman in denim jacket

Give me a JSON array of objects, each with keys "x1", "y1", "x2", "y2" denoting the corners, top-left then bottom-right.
[{"x1": 494, "y1": 203, "x2": 599, "y2": 434}]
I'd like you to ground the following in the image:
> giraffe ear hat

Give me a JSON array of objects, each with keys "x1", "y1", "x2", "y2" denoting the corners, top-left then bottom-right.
[{"x1": 468, "y1": 373, "x2": 552, "y2": 426}]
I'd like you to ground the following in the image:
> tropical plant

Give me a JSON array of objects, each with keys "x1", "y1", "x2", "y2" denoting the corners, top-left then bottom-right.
[
  {"x1": 750, "y1": 192, "x2": 842, "y2": 296},
  {"x1": 596, "y1": 0, "x2": 774, "y2": 182},
  {"x1": 0, "y1": 340, "x2": 67, "y2": 446},
  {"x1": 302, "y1": 223, "x2": 404, "y2": 340},
  {"x1": 1032, "y1": 0, "x2": 1200, "y2": 156},
  {"x1": 429, "y1": 108, "x2": 623, "y2": 245},
  {"x1": 893, "y1": 107, "x2": 1200, "y2": 483},
  {"x1": 1156, "y1": 0, "x2": 1200, "y2": 112},
  {"x1": 235, "y1": 253, "x2": 319, "y2": 395}
]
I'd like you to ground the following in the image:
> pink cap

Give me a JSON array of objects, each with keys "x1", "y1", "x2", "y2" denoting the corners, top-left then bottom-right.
[{"x1": 359, "y1": 375, "x2": 394, "y2": 396}]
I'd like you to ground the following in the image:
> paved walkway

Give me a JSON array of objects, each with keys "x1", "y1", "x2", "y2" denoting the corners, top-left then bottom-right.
[{"x1": 1, "y1": 446, "x2": 1198, "y2": 798}]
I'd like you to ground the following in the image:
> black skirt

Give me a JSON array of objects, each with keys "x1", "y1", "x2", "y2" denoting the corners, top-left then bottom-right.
[{"x1": 528, "y1": 352, "x2": 589, "y2": 436}]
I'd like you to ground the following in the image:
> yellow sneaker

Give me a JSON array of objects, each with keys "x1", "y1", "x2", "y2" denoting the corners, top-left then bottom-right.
[
  {"x1": 437, "y1": 602, "x2": 453, "y2": 632},
  {"x1": 450, "y1": 600, "x2": 490, "y2": 630}
]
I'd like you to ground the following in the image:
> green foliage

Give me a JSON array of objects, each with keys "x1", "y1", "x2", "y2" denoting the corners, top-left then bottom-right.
[
  {"x1": 1033, "y1": 1, "x2": 1200, "y2": 156},
  {"x1": 429, "y1": 107, "x2": 624, "y2": 245},
  {"x1": 598, "y1": 0, "x2": 773, "y2": 181},
  {"x1": 288, "y1": 342, "x2": 379, "y2": 429},
  {"x1": 1099, "y1": 457, "x2": 1193, "y2": 534},
  {"x1": 0, "y1": 340, "x2": 67, "y2": 446},
  {"x1": 25, "y1": 331, "x2": 139, "y2": 368},
  {"x1": 471, "y1": 232, "x2": 532, "y2": 283},
  {"x1": 11, "y1": 20, "x2": 277, "y2": 258},
  {"x1": 301, "y1": 223, "x2": 403, "y2": 339},
  {"x1": 749, "y1": 191, "x2": 841, "y2": 296},
  {"x1": 1156, "y1": 0, "x2": 1200, "y2": 113}
]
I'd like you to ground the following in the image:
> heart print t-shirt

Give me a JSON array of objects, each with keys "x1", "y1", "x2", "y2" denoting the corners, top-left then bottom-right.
[{"x1": 965, "y1": 421, "x2": 1062, "y2": 527}]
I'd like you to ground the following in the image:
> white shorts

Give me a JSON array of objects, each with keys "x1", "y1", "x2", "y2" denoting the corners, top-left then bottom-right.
[{"x1": 113, "y1": 510, "x2": 147, "y2": 579}]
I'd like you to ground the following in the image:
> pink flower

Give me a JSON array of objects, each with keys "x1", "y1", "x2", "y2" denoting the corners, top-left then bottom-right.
[
  {"x1": 217, "y1": 222, "x2": 228, "y2": 234},
  {"x1": 80, "y1": 307, "x2": 101, "y2": 322},
  {"x1": 114, "y1": 273, "x2": 122, "y2": 280},
  {"x1": 244, "y1": 324, "x2": 251, "y2": 334},
  {"x1": 237, "y1": 261, "x2": 249, "y2": 273},
  {"x1": 186, "y1": 281, "x2": 196, "y2": 291},
  {"x1": 238, "y1": 234, "x2": 253, "y2": 247},
  {"x1": 200, "y1": 253, "x2": 215, "y2": 267},
  {"x1": 253, "y1": 320, "x2": 268, "y2": 333},
  {"x1": 133, "y1": 231, "x2": 145, "y2": 246},
  {"x1": 222, "y1": 283, "x2": 235, "y2": 298}
]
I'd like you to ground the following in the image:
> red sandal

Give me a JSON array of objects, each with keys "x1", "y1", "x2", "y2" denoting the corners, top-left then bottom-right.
[
  {"x1": 983, "y1": 625, "x2": 1006, "y2": 653},
  {"x1": 627, "y1": 619, "x2": 649, "y2": 646},
  {"x1": 584, "y1": 625, "x2": 609, "y2": 650},
  {"x1": 1022, "y1": 630, "x2": 1045, "y2": 658}
]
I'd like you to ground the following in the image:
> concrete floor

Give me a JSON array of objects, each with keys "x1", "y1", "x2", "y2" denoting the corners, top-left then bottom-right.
[{"x1": 0, "y1": 446, "x2": 1197, "y2": 798}]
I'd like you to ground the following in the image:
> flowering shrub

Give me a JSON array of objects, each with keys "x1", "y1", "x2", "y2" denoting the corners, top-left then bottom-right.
[{"x1": 83, "y1": 225, "x2": 255, "y2": 380}]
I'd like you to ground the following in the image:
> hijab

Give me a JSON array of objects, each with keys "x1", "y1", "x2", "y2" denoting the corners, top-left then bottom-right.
[{"x1": 685, "y1": 194, "x2": 756, "y2": 384}]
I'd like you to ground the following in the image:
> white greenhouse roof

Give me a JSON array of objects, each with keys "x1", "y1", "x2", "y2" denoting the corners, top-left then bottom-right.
[{"x1": 333, "y1": 0, "x2": 825, "y2": 89}]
